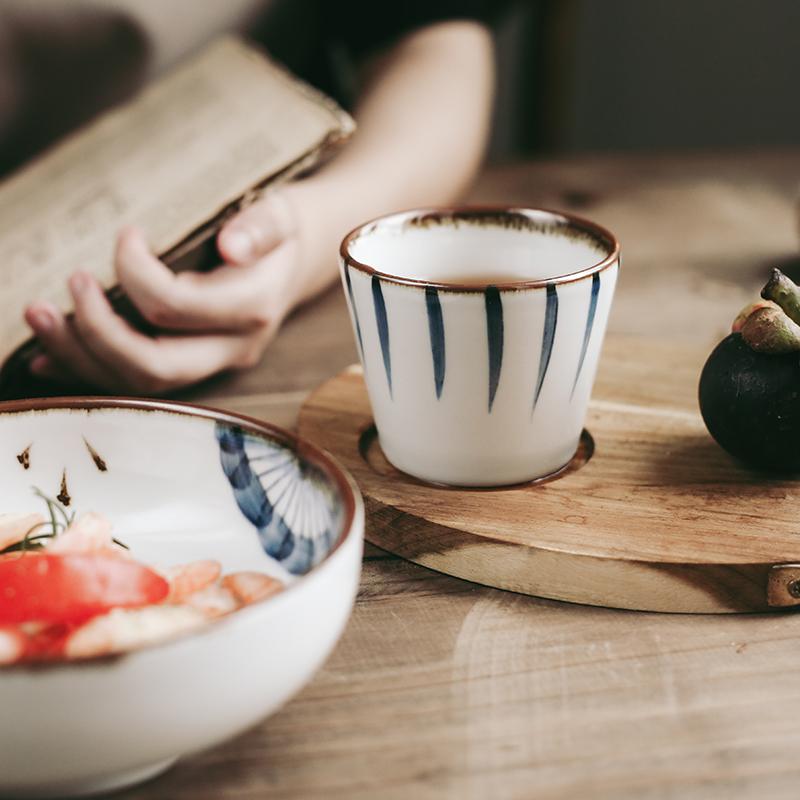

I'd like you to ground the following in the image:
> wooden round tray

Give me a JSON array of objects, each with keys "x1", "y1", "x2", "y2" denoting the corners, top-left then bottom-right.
[{"x1": 298, "y1": 337, "x2": 800, "y2": 613}]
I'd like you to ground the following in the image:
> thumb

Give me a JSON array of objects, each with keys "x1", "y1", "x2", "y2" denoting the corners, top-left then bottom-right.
[{"x1": 217, "y1": 190, "x2": 296, "y2": 266}]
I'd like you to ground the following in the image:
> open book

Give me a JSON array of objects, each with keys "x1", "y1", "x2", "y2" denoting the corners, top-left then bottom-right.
[{"x1": 0, "y1": 36, "x2": 355, "y2": 397}]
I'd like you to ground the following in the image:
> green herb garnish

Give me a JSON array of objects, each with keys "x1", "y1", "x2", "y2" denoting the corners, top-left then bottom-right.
[{"x1": 0, "y1": 488, "x2": 127, "y2": 555}]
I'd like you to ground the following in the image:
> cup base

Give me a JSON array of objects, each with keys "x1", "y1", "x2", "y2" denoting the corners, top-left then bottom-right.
[{"x1": 365, "y1": 428, "x2": 595, "y2": 489}]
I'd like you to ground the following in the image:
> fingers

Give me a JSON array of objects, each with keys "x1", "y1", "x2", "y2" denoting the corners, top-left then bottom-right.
[
  {"x1": 217, "y1": 191, "x2": 296, "y2": 265},
  {"x1": 25, "y1": 302, "x2": 121, "y2": 391},
  {"x1": 25, "y1": 211, "x2": 292, "y2": 395},
  {"x1": 68, "y1": 272, "x2": 268, "y2": 394},
  {"x1": 70, "y1": 271, "x2": 159, "y2": 386},
  {"x1": 30, "y1": 354, "x2": 77, "y2": 385},
  {"x1": 115, "y1": 227, "x2": 283, "y2": 331}
]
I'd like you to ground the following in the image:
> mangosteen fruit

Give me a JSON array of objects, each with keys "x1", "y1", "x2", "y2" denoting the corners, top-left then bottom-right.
[{"x1": 699, "y1": 269, "x2": 800, "y2": 471}]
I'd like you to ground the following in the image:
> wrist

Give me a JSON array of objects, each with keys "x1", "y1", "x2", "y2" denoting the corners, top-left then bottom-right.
[{"x1": 278, "y1": 177, "x2": 360, "y2": 307}]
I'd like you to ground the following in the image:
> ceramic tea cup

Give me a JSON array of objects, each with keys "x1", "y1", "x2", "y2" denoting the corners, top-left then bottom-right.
[{"x1": 339, "y1": 207, "x2": 620, "y2": 486}]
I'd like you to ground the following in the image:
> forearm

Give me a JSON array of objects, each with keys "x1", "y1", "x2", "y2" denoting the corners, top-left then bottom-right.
[
  {"x1": 285, "y1": 20, "x2": 495, "y2": 304},
  {"x1": 319, "y1": 19, "x2": 494, "y2": 209}
]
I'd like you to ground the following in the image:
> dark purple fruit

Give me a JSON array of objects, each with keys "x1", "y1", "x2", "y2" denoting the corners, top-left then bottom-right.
[
  {"x1": 699, "y1": 333, "x2": 800, "y2": 470},
  {"x1": 700, "y1": 269, "x2": 800, "y2": 469}
]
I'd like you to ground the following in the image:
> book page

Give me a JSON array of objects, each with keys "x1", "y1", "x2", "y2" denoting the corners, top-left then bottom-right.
[{"x1": 0, "y1": 36, "x2": 354, "y2": 357}]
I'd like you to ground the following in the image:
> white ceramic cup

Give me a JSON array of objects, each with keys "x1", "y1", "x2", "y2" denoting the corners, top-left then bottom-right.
[{"x1": 339, "y1": 207, "x2": 620, "y2": 486}]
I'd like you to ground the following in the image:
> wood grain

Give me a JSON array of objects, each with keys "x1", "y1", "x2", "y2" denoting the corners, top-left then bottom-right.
[
  {"x1": 298, "y1": 333, "x2": 800, "y2": 613},
  {"x1": 118, "y1": 153, "x2": 800, "y2": 799}
]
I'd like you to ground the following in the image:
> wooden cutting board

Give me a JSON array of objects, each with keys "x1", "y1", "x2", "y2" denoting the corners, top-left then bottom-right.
[{"x1": 298, "y1": 335, "x2": 800, "y2": 613}]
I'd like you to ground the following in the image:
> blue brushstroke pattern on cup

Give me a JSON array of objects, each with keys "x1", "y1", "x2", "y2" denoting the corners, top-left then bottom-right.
[
  {"x1": 571, "y1": 272, "x2": 601, "y2": 398},
  {"x1": 425, "y1": 286, "x2": 446, "y2": 399},
  {"x1": 484, "y1": 286, "x2": 504, "y2": 412},
  {"x1": 372, "y1": 276, "x2": 392, "y2": 397},
  {"x1": 533, "y1": 283, "x2": 559, "y2": 413}
]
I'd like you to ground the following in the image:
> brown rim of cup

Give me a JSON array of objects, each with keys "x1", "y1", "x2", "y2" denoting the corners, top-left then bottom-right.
[{"x1": 339, "y1": 206, "x2": 621, "y2": 292}]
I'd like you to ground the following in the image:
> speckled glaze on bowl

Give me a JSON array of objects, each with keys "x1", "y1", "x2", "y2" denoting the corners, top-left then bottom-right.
[{"x1": 0, "y1": 398, "x2": 363, "y2": 799}]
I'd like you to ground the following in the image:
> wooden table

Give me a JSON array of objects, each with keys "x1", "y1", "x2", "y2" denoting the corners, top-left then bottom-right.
[{"x1": 123, "y1": 151, "x2": 800, "y2": 799}]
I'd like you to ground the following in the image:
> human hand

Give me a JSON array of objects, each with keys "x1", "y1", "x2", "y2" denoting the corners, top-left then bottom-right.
[{"x1": 24, "y1": 190, "x2": 304, "y2": 394}]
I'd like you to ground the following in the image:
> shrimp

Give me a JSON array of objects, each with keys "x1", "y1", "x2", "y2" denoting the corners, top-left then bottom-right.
[
  {"x1": 183, "y1": 584, "x2": 239, "y2": 618},
  {"x1": 0, "y1": 626, "x2": 25, "y2": 665},
  {"x1": 0, "y1": 513, "x2": 45, "y2": 552},
  {"x1": 163, "y1": 560, "x2": 222, "y2": 602},
  {"x1": 222, "y1": 572, "x2": 283, "y2": 606},
  {"x1": 21, "y1": 623, "x2": 73, "y2": 662},
  {"x1": 64, "y1": 605, "x2": 206, "y2": 660},
  {"x1": 48, "y1": 512, "x2": 125, "y2": 556}
]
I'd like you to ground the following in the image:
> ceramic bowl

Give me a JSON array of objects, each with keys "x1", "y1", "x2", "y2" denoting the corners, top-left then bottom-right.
[
  {"x1": 340, "y1": 207, "x2": 620, "y2": 486},
  {"x1": 0, "y1": 398, "x2": 363, "y2": 799}
]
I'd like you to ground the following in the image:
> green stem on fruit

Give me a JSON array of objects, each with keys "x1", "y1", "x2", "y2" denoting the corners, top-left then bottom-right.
[
  {"x1": 761, "y1": 268, "x2": 800, "y2": 325},
  {"x1": 740, "y1": 306, "x2": 800, "y2": 353}
]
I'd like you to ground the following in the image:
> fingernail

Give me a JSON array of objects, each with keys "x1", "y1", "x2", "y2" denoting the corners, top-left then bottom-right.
[
  {"x1": 222, "y1": 229, "x2": 253, "y2": 262},
  {"x1": 29, "y1": 308, "x2": 53, "y2": 333},
  {"x1": 70, "y1": 272, "x2": 90, "y2": 294},
  {"x1": 30, "y1": 354, "x2": 50, "y2": 375}
]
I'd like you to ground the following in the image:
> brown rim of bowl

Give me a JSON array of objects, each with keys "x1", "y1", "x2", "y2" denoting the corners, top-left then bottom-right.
[
  {"x1": 340, "y1": 206, "x2": 621, "y2": 292},
  {"x1": 0, "y1": 396, "x2": 360, "y2": 671}
]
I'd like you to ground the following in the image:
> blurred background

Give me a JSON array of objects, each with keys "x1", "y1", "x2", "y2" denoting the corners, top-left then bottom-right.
[
  {"x1": 3, "y1": 0, "x2": 800, "y2": 176},
  {"x1": 490, "y1": 0, "x2": 800, "y2": 158}
]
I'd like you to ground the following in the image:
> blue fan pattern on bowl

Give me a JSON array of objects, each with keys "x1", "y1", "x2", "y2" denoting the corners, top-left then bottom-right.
[{"x1": 215, "y1": 423, "x2": 341, "y2": 575}]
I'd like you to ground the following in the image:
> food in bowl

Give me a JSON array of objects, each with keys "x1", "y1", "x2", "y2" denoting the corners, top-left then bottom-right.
[
  {"x1": 0, "y1": 398, "x2": 363, "y2": 799},
  {"x1": 0, "y1": 500, "x2": 284, "y2": 664}
]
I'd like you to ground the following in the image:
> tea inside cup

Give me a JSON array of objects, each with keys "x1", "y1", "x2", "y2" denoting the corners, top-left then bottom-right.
[{"x1": 346, "y1": 208, "x2": 609, "y2": 287}]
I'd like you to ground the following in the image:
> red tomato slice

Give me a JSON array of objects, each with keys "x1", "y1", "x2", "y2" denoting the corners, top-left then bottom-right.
[
  {"x1": 21, "y1": 622, "x2": 75, "y2": 661},
  {"x1": 0, "y1": 553, "x2": 169, "y2": 624}
]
